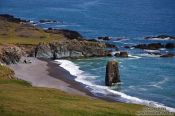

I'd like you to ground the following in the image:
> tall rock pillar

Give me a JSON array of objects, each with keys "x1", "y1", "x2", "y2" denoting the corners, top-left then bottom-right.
[{"x1": 105, "y1": 61, "x2": 120, "y2": 86}]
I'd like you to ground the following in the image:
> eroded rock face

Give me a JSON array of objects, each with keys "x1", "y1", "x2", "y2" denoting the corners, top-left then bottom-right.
[
  {"x1": 0, "y1": 46, "x2": 22, "y2": 64},
  {"x1": 34, "y1": 40, "x2": 109, "y2": 59},
  {"x1": 105, "y1": 61, "x2": 120, "y2": 86}
]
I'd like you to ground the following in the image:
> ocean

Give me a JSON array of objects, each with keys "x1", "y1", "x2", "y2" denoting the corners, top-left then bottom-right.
[{"x1": 1, "y1": 0, "x2": 175, "y2": 111}]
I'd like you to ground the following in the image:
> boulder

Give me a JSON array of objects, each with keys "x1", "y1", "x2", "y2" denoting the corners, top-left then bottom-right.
[
  {"x1": 105, "y1": 61, "x2": 120, "y2": 86},
  {"x1": 115, "y1": 51, "x2": 128, "y2": 57}
]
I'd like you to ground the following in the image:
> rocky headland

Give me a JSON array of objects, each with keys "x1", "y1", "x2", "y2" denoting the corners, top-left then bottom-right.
[{"x1": 0, "y1": 14, "x2": 114, "y2": 64}]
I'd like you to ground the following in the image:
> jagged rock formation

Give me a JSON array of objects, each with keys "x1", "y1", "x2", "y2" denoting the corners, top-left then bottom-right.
[
  {"x1": 0, "y1": 46, "x2": 22, "y2": 64},
  {"x1": 105, "y1": 61, "x2": 120, "y2": 86}
]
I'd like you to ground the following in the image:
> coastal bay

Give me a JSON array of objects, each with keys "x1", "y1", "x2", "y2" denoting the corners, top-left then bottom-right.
[{"x1": 0, "y1": 0, "x2": 175, "y2": 114}]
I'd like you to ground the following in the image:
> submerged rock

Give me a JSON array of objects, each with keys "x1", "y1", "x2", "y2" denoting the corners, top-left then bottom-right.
[
  {"x1": 105, "y1": 61, "x2": 120, "y2": 86},
  {"x1": 165, "y1": 43, "x2": 175, "y2": 49},
  {"x1": 160, "y1": 53, "x2": 174, "y2": 58}
]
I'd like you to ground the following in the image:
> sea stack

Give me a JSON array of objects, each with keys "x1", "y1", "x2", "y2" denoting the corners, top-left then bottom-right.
[{"x1": 105, "y1": 61, "x2": 120, "y2": 86}]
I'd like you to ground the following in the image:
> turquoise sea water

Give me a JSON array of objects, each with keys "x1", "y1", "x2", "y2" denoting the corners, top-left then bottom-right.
[{"x1": 1, "y1": 0, "x2": 175, "y2": 110}]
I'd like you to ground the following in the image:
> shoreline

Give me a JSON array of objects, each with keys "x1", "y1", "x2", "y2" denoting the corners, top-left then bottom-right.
[
  {"x1": 9, "y1": 57, "x2": 115, "y2": 102},
  {"x1": 54, "y1": 59, "x2": 175, "y2": 113},
  {"x1": 9, "y1": 57, "x2": 175, "y2": 112}
]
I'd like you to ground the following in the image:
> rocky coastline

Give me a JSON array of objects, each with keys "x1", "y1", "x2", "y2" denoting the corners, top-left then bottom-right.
[{"x1": 1, "y1": 14, "x2": 174, "y2": 65}]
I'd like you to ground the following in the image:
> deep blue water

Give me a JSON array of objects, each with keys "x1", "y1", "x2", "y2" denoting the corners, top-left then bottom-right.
[
  {"x1": 1, "y1": 0, "x2": 175, "y2": 109},
  {"x1": 1, "y1": 0, "x2": 175, "y2": 38}
]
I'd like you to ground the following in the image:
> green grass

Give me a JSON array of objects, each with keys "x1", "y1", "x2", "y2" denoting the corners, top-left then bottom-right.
[{"x1": 0, "y1": 65, "x2": 146, "y2": 116}]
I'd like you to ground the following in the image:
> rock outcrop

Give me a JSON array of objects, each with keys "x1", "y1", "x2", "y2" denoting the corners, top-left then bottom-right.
[
  {"x1": 34, "y1": 40, "x2": 109, "y2": 59},
  {"x1": 105, "y1": 61, "x2": 120, "y2": 86},
  {"x1": 0, "y1": 46, "x2": 22, "y2": 64}
]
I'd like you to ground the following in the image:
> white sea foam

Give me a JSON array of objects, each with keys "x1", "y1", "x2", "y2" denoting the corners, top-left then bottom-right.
[
  {"x1": 55, "y1": 59, "x2": 175, "y2": 112},
  {"x1": 147, "y1": 77, "x2": 169, "y2": 89},
  {"x1": 149, "y1": 37, "x2": 174, "y2": 41},
  {"x1": 144, "y1": 50, "x2": 160, "y2": 53},
  {"x1": 139, "y1": 53, "x2": 160, "y2": 57},
  {"x1": 128, "y1": 54, "x2": 142, "y2": 59}
]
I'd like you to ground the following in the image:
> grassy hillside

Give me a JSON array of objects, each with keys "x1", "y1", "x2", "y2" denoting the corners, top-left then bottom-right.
[
  {"x1": 0, "y1": 19, "x2": 64, "y2": 45},
  {"x1": 0, "y1": 65, "x2": 145, "y2": 116}
]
